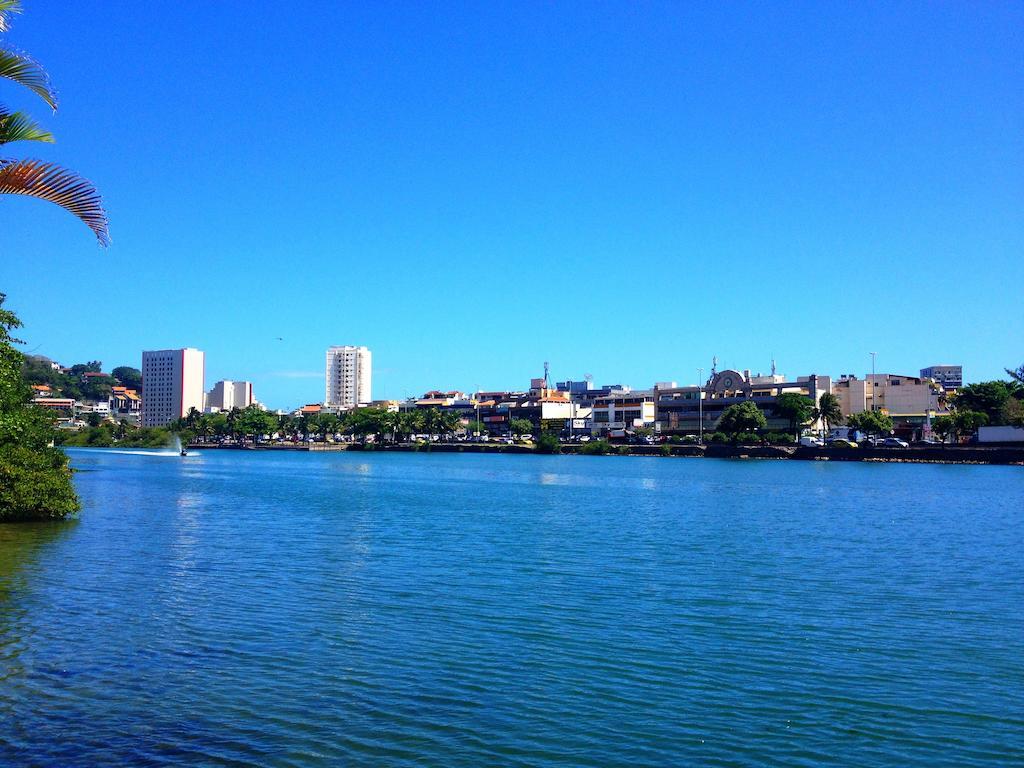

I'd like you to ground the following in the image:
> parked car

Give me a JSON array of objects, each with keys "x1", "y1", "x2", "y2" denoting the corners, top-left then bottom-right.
[
  {"x1": 519, "y1": 434, "x2": 534, "y2": 442},
  {"x1": 882, "y1": 437, "x2": 909, "y2": 448},
  {"x1": 799, "y1": 436, "x2": 824, "y2": 447},
  {"x1": 829, "y1": 438, "x2": 858, "y2": 448}
]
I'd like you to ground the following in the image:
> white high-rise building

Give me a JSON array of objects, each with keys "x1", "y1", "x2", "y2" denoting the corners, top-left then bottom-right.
[
  {"x1": 205, "y1": 380, "x2": 254, "y2": 412},
  {"x1": 141, "y1": 348, "x2": 205, "y2": 426},
  {"x1": 325, "y1": 345, "x2": 371, "y2": 409}
]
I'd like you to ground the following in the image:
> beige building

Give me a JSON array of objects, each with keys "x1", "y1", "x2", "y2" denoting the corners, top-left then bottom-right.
[
  {"x1": 205, "y1": 380, "x2": 254, "y2": 412},
  {"x1": 832, "y1": 374, "x2": 947, "y2": 420}
]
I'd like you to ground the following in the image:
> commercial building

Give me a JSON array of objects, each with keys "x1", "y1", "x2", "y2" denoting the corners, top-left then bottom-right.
[
  {"x1": 141, "y1": 348, "x2": 205, "y2": 426},
  {"x1": 654, "y1": 369, "x2": 832, "y2": 435},
  {"x1": 592, "y1": 391, "x2": 656, "y2": 436},
  {"x1": 832, "y1": 373, "x2": 947, "y2": 439},
  {"x1": 325, "y1": 345, "x2": 372, "y2": 409},
  {"x1": 920, "y1": 365, "x2": 963, "y2": 391},
  {"x1": 205, "y1": 380, "x2": 254, "y2": 412}
]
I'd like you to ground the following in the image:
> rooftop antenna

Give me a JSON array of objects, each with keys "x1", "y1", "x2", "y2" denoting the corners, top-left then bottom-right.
[
  {"x1": 712, "y1": 356, "x2": 718, "y2": 376},
  {"x1": 771, "y1": 355, "x2": 776, "y2": 377},
  {"x1": 543, "y1": 361, "x2": 550, "y2": 389}
]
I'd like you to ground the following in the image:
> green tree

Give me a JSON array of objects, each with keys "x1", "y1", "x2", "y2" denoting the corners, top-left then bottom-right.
[
  {"x1": 1005, "y1": 365, "x2": 1024, "y2": 387},
  {"x1": 953, "y1": 409, "x2": 988, "y2": 439},
  {"x1": 319, "y1": 413, "x2": 340, "y2": 441},
  {"x1": 1, "y1": 1, "x2": 108, "y2": 243},
  {"x1": 812, "y1": 392, "x2": 843, "y2": 437},
  {"x1": 931, "y1": 415, "x2": 955, "y2": 444},
  {"x1": 0, "y1": 294, "x2": 79, "y2": 521},
  {"x1": 421, "y1": 407, "x2": 446, "y2": 437},
  {"x1": 209, "y1": 412, "x2": 229, "y2": 439},
  {"x1": 1004, "y1": 398, "x2": 1024, "y2": 428},
  {"x1": 717, "y1": 401, "x2": 767, "y2": 440},
  {"x1": 510, "y1": 417, "x2": 533, "y2": 437},
  {"x1": 953, "y1": 382, "x2": 1017, "y2": 426},
  {"x1": 846, "y1": 410, "x2": 894, "y2": 436},
  {"x1": 111, "y1": 366, "x2": 142, "y2": 390},
  {"x1": 397, "y1": 410, "x2": 423, "y2": 441},
  {"x1": 463, "y1": 416, "x2": 487, "y2": 436},
  {"x1": 535, "y1": 432, "x2": 561, "y2": 454},
  {"x1": 773, "y1": 393, "x2": 815, "y2": 438}
]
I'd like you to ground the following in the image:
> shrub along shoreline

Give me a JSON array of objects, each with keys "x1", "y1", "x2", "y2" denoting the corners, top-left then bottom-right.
[{"x1": 172, "y1": 439, "x2": 1024, "y2": 465}]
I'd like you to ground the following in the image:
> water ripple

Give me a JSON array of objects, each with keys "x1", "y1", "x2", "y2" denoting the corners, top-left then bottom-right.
[{"x1": 0, "y1": 451, "x2": 1021, "y2": 766}]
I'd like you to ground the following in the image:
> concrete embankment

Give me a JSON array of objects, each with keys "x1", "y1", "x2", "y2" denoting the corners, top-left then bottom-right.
[{"x1": 188, "y1": 441, "x2": 1024, "y2": 465}]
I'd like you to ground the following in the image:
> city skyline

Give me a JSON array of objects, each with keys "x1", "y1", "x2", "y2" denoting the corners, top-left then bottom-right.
[{"x1": 23, "y1": 338, "x2": 978, "y2": 413}]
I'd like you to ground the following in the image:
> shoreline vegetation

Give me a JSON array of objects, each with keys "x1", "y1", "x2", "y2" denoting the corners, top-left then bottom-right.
[{"x1": 70, "y1": 439, "x2": 1024, "y2": 466}]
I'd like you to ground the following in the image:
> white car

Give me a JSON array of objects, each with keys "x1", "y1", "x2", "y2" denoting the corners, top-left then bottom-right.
[
  {"x1": 882, "y1": 437, "x2": 909, "y2": 448},
  {"x1": 799, "y1": 436, "x2": 824, "y2": 447}
]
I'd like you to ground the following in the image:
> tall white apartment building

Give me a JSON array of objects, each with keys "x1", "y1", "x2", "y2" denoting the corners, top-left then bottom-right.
[
  {"x1": 325, "y1": 345, "x2": 371, "y2": 409},
  {"x1": 205, "y1": 380, "x2": 254, "y2": 412},
  {"x1": 141, "y1": 348, "x2": 205, "y2": 426}
]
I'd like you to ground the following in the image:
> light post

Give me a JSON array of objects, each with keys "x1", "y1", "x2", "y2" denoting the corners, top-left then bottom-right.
[{"x1": 697, "y1": 367, "x2": 704, "y2": 445}]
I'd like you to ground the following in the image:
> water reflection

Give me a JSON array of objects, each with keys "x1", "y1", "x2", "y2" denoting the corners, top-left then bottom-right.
[{"x1": 0, "y1": 521, "x2": 77, "y2": 604}]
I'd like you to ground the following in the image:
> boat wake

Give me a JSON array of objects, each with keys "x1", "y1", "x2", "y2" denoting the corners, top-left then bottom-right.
[{"x1": 66, "y1": 448, "x2": 201, "y2": 457}]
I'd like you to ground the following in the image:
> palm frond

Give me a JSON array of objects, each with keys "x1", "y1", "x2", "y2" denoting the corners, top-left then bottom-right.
[
  {"x1": 0, "y1": 1, "x2": 22, "y2": 33},
  {"x1": 0, "y1": 159, "x2": 108, "y2": 245},
  {"x1": 0, "y1": 109, "x2": 54, "y2": 144},
  {"x1": 0, "y1": 48, "x2": 57, "y2": 110}
]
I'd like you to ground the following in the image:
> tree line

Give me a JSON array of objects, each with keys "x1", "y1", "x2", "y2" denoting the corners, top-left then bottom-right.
[{"x1": 170, "y1": 406, "x2": 475, "y2": 445}]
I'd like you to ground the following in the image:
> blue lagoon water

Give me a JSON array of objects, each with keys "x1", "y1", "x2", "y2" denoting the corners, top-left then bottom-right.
[{"x1": 1, "y1": 450, "x2": 1022, "y2": 766}]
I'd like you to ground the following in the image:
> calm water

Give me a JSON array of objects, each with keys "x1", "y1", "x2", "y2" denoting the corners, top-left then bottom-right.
[{"x1": 1, "y1": 450, "x2": 1022, "y2": 766}]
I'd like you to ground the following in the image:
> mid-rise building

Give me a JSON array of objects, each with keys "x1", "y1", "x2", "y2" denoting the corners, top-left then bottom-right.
[
  {"x1": 920, "y1": 365, "x2": 962, "y2": 391},
  {"x1": 141, "y1": 348, "x2": 205, "y2": 426},
  {"x1": 592, "y1": 391, "x2": 656, "y2": 436},
  {"x1": 325, "y1": 345, "x2": 372, "y2": 409},
  {"x1": 832, "y1": 373, "x2": 949, "y2": 439},
  {"x1": 205, "y1": 380, "x2": 254, "y2": 412}
]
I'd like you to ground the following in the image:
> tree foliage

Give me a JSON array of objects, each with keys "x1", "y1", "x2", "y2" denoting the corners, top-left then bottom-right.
[
  {"x1": 111, "y1": 366, "x2": 142, "y2": 391},
  {"x1": 773, "y1": 393, "x2": 815, "y2": 437},
  {"x1": 0, "y1": 293, "x2": 79, "y2": 521},
  {"x1": 510, "y1": 418, "x2": 533, "y2": 436},
  {"x1": 718, "y1": 401, "x2": 767, "y2": 438},
  {"x1": 1, "y1": 1, "x2": 108, "y2": 243},
  {"x1": 845, "y1": 410, "x2": 894, "y2": 436},
  {"x1": 813, "y1": 393, "x2": 843, "y2": 434},
  {"x1": 952, "y1": 381, "x2": 1019, "y2": 426}
]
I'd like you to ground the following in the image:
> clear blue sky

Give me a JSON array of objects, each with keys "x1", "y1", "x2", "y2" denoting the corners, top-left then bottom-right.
[{"x1": 3, "y1": 1, "x2": 1021, "y2": 408}]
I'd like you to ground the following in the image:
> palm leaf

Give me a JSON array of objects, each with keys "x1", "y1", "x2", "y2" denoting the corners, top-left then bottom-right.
[
  {"x1": 0, "y1": 158, "x2": 108, "y2": 245},
  {"x1": 0, "y1": 1, "x2": 22, "y2": 33},
  {"x1": 0, "y1": 48, "x2": 57, "y2": 110},
  {"x1": 0, "y1": 109, "x2": 54, "y2": 144}
]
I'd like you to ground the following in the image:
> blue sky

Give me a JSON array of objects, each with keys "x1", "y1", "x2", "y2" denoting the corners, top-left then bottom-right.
[{"x1": 2, "y1": 1, "x2": 1021, "y2": 408}]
